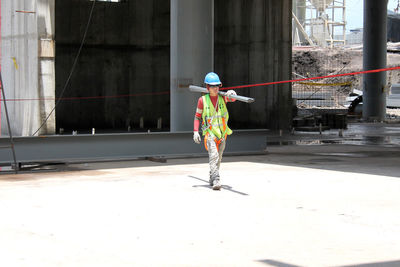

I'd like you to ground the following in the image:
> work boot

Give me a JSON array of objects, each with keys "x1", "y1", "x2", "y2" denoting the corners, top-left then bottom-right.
[
  {"x1": 209, "y1": 177, "x2": 214, "y2": 186},
  {"x1": 212, "y1": 179, "x2": 221, "y2": 190}
]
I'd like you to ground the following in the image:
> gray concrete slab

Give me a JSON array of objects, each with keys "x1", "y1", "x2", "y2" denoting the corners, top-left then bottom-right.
[{"x1": 0, "y1": 137, "x2": 400, "y2": 267}]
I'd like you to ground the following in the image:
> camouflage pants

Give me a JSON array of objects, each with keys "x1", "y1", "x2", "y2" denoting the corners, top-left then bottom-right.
[{"x1": 207, "y1": 137, "x2": 226, "y2": 184}]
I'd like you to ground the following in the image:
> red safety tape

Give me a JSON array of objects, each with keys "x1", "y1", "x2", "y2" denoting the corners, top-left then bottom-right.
[
  {"x1": 5, "y1": 91, "x2": 170, "y2": 102},
  {"x1": 4, "y1": 66, "x2": 400, "y2": 101},
  {"x1": 221, "y1": 66, "x2": 400, "y2": 90}
]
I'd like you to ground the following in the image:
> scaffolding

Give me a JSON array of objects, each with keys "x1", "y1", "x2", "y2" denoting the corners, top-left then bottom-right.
[
  {"x1": 293, "y1": 0, "x2": 346, "y2": 47},
  {"x1": 292, "y1": 0, "x2": 350, "y2": 114}
]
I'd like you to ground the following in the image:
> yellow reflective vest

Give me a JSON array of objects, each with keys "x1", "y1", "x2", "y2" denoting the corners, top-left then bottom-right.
[{"x1": 201, "y1": 94, "x2": 233, "y2": 139}]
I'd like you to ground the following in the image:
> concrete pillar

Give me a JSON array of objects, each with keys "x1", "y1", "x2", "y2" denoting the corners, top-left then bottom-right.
[
  {"x1": 214, "y1": 0, "x2": 292, "y2": 130},
  {"x1": 37, "y1": 0, "x2": 56, "y2": 135},
  {"x1": 170, "y1": 0, "x2": 213, "y2": 132},
  {"x1": 1, "y1": 0, "x2": 55, "y2": 136},
  {"x1": 1, "y1": 0, "x2": 39, "y2": 136},
  {"x1": 363, "y1": 0, "x2": 388, "y2": 121}
]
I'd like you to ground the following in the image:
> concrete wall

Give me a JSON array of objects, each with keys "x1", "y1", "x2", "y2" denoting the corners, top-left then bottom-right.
[
  {"x1": 56, "y1": 0, "x2": 291, "y2": 133},
  {"x1": 2, "y1": 0, "x2": 292, "y2": 135},
  {"x1": 1, "y1": 0, "x2": 55, "y2": 136},
  {"x1": 38, "y1": 0, "x2": 56, "y2": 135},
  {"x1": 55, "y1": 0, "x2": 170, "y2": 132},
  {"x1": 215, "y1": 0, "x2": 292, "y2": 130}
]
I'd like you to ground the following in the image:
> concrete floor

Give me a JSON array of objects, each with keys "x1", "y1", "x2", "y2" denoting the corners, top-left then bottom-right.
[{"x1": 1, "y1": 123, "x2": 400, "y2": 267}]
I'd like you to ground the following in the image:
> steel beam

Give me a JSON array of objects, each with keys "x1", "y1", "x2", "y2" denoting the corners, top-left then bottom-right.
[{"x1": 0, "y1": 130, "x2": 268, "y2": 165}]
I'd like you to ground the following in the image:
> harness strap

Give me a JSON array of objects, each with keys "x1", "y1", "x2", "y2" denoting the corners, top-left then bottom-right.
[{"x1": 204, "y1": 132, "x2": 228, "y2": 152}]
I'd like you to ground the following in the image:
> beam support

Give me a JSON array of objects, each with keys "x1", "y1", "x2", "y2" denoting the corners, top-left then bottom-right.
[{"x1": 0, "y1": 130, "x2": 268, "y2": 165}]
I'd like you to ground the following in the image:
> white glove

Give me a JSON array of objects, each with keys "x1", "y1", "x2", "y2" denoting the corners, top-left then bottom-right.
[
  {"x1": 193, "y1": 131, "x2": 201, "y2": 144},
  {"x1": 226, "y1": 90, "x2": 237, "y2": 100}
]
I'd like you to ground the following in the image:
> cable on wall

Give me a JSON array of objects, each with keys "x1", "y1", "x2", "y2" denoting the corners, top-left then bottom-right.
[{"x1": 31, "y1": 0, "x2": 96, "y2": 136}]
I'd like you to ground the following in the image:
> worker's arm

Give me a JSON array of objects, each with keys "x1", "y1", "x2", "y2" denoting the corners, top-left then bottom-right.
[{"x1": 193, "y1": 97, "x2": 203, "y2": 144}]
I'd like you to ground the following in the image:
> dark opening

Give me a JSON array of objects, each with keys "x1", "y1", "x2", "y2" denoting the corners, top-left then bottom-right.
[{"x1": 55, "y1": 0, "x2": 170, "y2": 134}]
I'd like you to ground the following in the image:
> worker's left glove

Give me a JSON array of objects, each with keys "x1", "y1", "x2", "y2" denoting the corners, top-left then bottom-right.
[
  {"x1": 193, "y1": 131, "x2": 201, "y2": 144},
  {"x1": 226, "y1": 90, "x2": 237, "y2": 101}
]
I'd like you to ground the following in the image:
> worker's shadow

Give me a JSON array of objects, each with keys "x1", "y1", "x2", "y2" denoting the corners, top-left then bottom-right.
[{"x1": 188, "y1": 175, "x2": 249, "y2": 196}]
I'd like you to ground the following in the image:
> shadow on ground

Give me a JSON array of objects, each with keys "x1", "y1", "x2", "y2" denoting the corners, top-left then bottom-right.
[
  {"x1": 2, "y1": 122, "x2": 400, "y2": 180},
  {"x1": 1, "y1": 142, "x2": 400, "y2": 181},
  {"x1": 258, "y1": 259, "x2": 400, "y2": 267}
]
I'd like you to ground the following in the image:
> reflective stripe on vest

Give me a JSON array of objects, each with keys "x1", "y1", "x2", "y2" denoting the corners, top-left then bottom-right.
[{"x1": 201, "y1": 94, "x2": 232, "y2": 139}]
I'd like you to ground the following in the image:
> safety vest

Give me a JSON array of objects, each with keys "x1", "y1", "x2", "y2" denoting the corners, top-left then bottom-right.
[{"x1": 201, "y1": 94, "x2": 232, "y2": 150}]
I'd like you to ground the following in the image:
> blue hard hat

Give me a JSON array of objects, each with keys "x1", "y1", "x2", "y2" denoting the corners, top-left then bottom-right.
[{"x1": 204, "y1": 72, "x2": 221, "y2": 85}]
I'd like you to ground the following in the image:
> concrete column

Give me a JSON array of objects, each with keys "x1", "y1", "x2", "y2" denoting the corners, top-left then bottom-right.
[
  {"x1": 37, "y1": 0, "x2": 56, "y2": 135},
  {"x1": 363, "y1": 0, "x2": 387, "y2": 121},
  {"x1": 1, "y1": 0, "x2": 39, "y2": 136},
  {"x1": 1, "y1": 0, "x2": 55, "y2": 136},
  {"x1": 170, "y1": 0, "x2": 213, "y2": 132}
]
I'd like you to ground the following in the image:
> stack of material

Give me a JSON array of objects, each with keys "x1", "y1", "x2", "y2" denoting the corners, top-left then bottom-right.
[{"x1": 388, "y1": 84, "x2": 400, "y2": 108}]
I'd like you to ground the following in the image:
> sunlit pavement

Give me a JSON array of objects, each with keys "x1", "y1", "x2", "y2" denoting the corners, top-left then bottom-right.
[{"x1": 0, "y1": 123, "x2": 400, "y2": 267}]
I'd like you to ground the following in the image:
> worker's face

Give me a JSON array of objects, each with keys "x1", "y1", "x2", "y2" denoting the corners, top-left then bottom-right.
[{"x1": 207, "y1": 84, "x2": 221, "y2": 96}]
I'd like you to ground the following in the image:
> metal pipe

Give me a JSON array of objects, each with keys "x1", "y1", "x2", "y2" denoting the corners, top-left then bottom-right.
[
  {"x1": 189, "y1": 85, "x2": 255, "y2": 103},
  {"x1": 343, "y1": 0, "x2": 346, "y2": 43},
  {"x1": 363, "y1": 0, "x2": 388, "y2": 121},
  {"x1": 292, "y1": 12, "x2": 315, "y2": 46}
]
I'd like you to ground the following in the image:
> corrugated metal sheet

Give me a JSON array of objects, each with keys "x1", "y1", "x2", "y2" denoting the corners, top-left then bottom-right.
[{"x1": 1, "y1": 0, "x2": 55, "y2": 136}]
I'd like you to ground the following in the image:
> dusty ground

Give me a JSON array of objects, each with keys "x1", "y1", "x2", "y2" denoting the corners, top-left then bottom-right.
[{"x1": 0, "y1": 128, "x2": 400, "y2": 267}]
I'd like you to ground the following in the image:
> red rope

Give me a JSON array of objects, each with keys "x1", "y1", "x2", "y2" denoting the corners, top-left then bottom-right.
[
  {"x1": 5, "y1": 66, "x2": 400, "y2": 101},
  {"x1": 5, "y1": 91, "x2": 170, "y2": 102},
  {"x1": 221, "y1": 66, "x2": 400, "y2": 90}
]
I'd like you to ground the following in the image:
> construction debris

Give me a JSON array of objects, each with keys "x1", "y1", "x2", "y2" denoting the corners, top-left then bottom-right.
[{"x1": 291, "y1": 43, "x2": 400, "y2": 130}]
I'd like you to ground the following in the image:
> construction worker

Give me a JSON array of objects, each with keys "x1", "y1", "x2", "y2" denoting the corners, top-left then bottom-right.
[{"x1": 193, "y1": 72, "x2": 237, "y2": 190}]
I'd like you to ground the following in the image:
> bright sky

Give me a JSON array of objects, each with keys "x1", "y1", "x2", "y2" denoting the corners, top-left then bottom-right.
[{"x1": 347, "y1": 0, "x2": 399, "y2": 31}]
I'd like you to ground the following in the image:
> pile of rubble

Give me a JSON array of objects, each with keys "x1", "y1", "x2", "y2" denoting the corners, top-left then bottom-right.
[
  {"x1": 292, "y1": 46, "x2": 363, "y2": 106},
  {"x1": 293, "y1": 44, "x2": 400, "y2": 102},
  {"x1": 291, "y1": 43, "x2": 400, "y2": 130}
]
